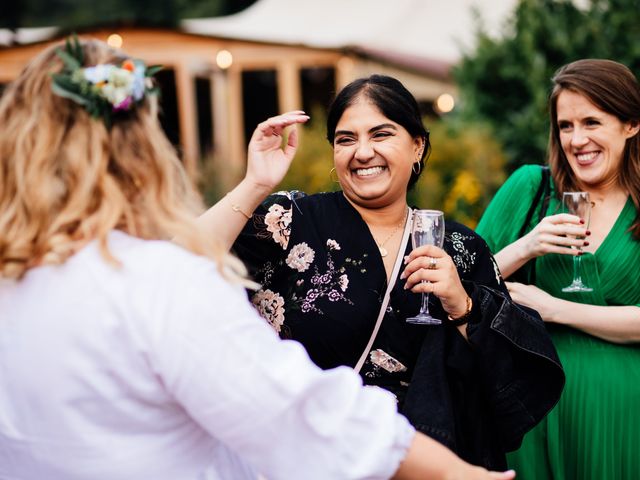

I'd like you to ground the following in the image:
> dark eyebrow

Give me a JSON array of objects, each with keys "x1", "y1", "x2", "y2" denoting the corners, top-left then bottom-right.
[
  {"x1": 370, "y1": 123, "x2": 397, "y2": 133},
  {"x1": 334, "y1": 123, "x2": 398, "y2": 137}
]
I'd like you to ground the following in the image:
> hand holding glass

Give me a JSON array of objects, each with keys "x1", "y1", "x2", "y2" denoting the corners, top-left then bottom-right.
[
  {"x1": 406, "y1": 210, "x2": 445, "y2": 325},
  {"x1": 561, "y1": 192, "x2": 593, "y2": 293}
]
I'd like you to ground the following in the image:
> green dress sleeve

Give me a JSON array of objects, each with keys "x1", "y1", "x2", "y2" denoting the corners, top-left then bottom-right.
[{"x1": 476, "y1": 165, "x2": 546, "y2": 254}]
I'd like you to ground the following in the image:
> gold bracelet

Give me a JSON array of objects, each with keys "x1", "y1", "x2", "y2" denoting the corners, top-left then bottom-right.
[
  {"x1": 447, "y1": 296, "x2": 473, "y2": 326},
  {"x1": 225, "y1": 194, "x2": 253, "y2": 220}
]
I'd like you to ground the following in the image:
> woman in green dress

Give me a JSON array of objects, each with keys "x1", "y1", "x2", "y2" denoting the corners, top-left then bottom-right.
[{"x1": 477, "y1": 59, "x2": 640, "y2": 479}]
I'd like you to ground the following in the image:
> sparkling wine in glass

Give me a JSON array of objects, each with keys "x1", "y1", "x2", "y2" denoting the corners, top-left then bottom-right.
[
  {"x1": 406, "y1": 210, "x2": 445, "y2": 325},
  {"x1": 561, "y1": 192, "x2": 593, "y2": 293}
]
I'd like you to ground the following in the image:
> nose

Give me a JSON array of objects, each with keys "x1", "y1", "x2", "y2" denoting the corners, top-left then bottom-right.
[
  {"x1": 354, "y1": 140, "x2": 375, "y2": 161},
  {"x1": 571, "y1": 128, "x2": 589, "y2": 148}
]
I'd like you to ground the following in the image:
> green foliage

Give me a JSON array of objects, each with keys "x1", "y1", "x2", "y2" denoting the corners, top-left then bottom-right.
[
  {"x1": 455, "y1": 0, "x2": 640, "y2": 172},
  {"x1": 410, "y1": 116, "x2": 507, "y2": 228}
]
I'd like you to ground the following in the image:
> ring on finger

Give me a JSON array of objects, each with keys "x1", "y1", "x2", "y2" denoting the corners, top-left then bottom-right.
[{"x1": 427, "y1": 257, "x2": 437, "y2": 270}]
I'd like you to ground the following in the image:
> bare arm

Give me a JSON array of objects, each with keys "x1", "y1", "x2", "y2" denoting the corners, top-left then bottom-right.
[
  {"x1": 195, "y1": 111, "x2": 309, "y2": 251},
  {"x1": 507, "y1": 282, "x2": 640, "y2": 343},
  {"x1": 393, "y1": 432, "x2": 516, "y2": 480},
  {"x1": 494, "y1": 213, "x2": 587, "y2": 278}
]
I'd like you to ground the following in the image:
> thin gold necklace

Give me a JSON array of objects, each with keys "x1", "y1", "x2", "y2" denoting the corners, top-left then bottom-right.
[{"x1": 373, "y1": 209, "x2": 408, "y2": 258}]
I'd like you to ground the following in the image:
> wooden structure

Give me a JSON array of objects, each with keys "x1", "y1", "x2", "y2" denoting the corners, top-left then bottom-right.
[{"x1": 0, "y1": 27, "x2": 455, "y2": 185}]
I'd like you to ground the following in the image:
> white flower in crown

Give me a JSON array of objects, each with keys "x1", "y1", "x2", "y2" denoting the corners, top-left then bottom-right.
[
  {"x1": 101, "y1": 67, "x2": 135, "y2": 106},
  {"x1": 83, "y1": 64, "x2": 114, "y2": 84}
]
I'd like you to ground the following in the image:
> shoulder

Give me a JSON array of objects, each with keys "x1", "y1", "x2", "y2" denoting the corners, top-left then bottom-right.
[
  {"x1": 79, "y1": 231, "x2": 228, "y2": 294},
  {"x1": 270, "y1": 190, "x2": 348, "y2": 218},
  {"x1": 504, "y1": 164, "x2": 547, "y2": 191}
]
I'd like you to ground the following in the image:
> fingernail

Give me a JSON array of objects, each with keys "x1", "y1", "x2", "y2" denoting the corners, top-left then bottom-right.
[
  {"x1": 586, "y1": 230, "x2": 591, "y2": 236},
  {"x1": 578, "y1": 251, "x2": 584, "y2": 256},
  {"x1": 579, "y1": 218, "x2": 585, "y2": 224},
  {"x1": 399, "y1": 271, "x2": 406, "y2": 280},
  {"x1": 403, "y1": 256, "x2": 409, "y2": 264},
  {"x1": 583, "y1": 241, "x2": 589, "y2": 246}
]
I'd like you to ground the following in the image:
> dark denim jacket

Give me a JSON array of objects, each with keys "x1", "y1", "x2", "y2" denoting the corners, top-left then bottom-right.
[{"x1": 401, "y1": 283, "x2": 565, "y2": 470}]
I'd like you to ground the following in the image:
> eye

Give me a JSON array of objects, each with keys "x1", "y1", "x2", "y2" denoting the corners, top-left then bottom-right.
[
  {"x1": 585, "y1": 118, "x2": 601, "y2": 127},
  {"x1": 558, "y1": 121, "x2": 572, "y2": 132},
  {"x1": 335, "y1": 136, "x2": 355, "y2": 146},
  {"x1": 372, "y1": 131, "x2": 393, "y2": 140}
]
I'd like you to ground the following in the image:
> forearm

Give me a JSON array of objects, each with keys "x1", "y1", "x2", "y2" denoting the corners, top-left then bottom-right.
[
  {"x1": 546, "y1": 300, "x2": 640, "y2": 344},
  {"x1": 196, "y1": 179, "x2": 272, "y2": 251},
  {"x1": 493, "y1": 236, "x2": 532, "y2": 279},
  {"x1": 394, "y1": 432, "x2": 514, "y2": 480}
]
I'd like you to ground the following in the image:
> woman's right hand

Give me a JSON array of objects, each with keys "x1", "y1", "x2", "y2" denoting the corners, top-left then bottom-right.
[
  {"x1": 520, "y1": 213, "x2": 589, "y2": 260},
  {"x1": 245, "y1": 111, "x2": 310, "y2": 191},
  {"x1": 393, "y1": 431, "x2": 516, "y2": 480}
]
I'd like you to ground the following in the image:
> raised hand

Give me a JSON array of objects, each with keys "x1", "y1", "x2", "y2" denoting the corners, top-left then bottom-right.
[
  {"x1": 521, "y1": 213, "x2": 589, "y2": 260},
  {"x1": 401, "y1": 245, "x2": 470, "y2": 320},
  {"x1": 246, "y1": 111, "x2": 310, "y2": 191}
]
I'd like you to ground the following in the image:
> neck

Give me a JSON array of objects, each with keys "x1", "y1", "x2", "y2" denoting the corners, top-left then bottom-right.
[
  {"x1": 344, "y1": 195, "x2": 409, "y2": 228},
  {"x1": 577, "y1": 179, "x2": 628, "y2": 205}
]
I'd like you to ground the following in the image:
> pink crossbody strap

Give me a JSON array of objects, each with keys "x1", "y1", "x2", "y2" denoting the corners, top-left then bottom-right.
[{"x1": 354, "y1": 208, "x2": 413, "y2": 373}]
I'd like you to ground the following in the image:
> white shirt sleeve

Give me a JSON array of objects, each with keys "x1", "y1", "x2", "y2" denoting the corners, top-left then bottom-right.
[{"x1": 133, "y1": 254, "x2": 415, "y2": 480}]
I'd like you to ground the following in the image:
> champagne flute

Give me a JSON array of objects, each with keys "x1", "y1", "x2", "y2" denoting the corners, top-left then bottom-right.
[
  {"x1": 406, "y1": 210, "x2": 445, "y2": 325},
  {"x1": 561, "y1": 192, "x2": 593, "y2": 293}
]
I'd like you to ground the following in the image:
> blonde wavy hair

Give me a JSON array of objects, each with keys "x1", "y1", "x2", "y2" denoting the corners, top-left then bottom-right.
[{"x1": 0, "y1": 38, "x2": 248, "y2": 282}]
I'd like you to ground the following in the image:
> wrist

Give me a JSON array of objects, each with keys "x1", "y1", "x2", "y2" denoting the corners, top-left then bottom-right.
[
  {"x1": 241, "y1": 175, "x2": 278, "y2": 196},
  {"x1": 518, "y1": 233, "x2": 538, "y2": 262},
  {"x1": 447, "y1": 296, "x2": 473, "y2": 326}
]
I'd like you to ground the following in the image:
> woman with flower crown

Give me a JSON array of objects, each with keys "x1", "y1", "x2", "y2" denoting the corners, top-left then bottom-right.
[
  {"x1": 0, "y1": 37, "x2": 520, "y2": 480},
  {"x1": 197, "y1": 74, "x2": 565, "y2": 469}
]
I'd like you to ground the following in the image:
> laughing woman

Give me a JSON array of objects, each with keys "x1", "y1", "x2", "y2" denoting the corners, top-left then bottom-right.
[
  {"x1": 477, "y1": 59, "x2": 640, "y2": 479},
  {"x1": 198, "y1": 74, "x2": 564, "y2": 469}
]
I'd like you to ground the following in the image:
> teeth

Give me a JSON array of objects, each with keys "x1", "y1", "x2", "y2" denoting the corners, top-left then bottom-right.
[
  {"x1": 355, "y1": 166, "x2": 385, "y2": 176},
  {"x1": 576, "y1": 152, "x2": 598, "y2": 162}
]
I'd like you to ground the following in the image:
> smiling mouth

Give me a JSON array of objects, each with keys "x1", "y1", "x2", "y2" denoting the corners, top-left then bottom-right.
[
  {"x1": 575, "y1": 151, "x2": 599, "y2": 163},
  {"x1": 354, "y1": 166, "x2": 386, "y2": 177}
]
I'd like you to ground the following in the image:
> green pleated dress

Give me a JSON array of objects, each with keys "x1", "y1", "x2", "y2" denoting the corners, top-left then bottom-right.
[{"x1": 477, "y1": 165, "x2": 640, "y2": 480}]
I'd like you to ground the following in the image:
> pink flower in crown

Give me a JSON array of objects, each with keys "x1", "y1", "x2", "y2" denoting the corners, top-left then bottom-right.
[{"x1": 113, "y1": 96, "x2": 133, "y2": 112}]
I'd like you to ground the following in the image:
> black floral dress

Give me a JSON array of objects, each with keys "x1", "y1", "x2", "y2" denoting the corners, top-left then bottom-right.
[{"x1": 233, "y1": 191, "x2": 507, "y2": 405}]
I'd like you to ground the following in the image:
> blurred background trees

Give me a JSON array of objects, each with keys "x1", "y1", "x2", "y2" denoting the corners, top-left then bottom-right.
[
  {"x1": 5, "y1": 0, "x2": 640, "y2": 225},
  {"x1": 455, "y1": 0, "x2": 640, "y2": 173}
]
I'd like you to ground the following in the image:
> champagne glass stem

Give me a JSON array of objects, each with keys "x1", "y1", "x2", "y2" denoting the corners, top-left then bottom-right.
[
  {"x1": 419, "y1": 291, "x2": 430, "y2": 316},
  {"x1": 572, "y1": 254, "x2": 583, "y2": 285}
]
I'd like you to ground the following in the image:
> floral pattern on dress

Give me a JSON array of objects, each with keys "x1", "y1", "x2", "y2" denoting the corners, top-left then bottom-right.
[
  {"x1": 369, "y1": 349, "x2": 407, "y2": 373},
  {"x1": 293, "y1": 241, "x2": 355, "y2": 315},
  {"x1": 447, "y1": 231, "x2": 476, "y2": 274},
  {"x1": 286, "y1": 242, "x2": 315, "y2": 272},
  {"x1": 251, "y1": 289, "x2": 285, "y2": 333},
  {"x1": 326, "y1": 239, "x2": 341, "y2": 251},
  {"x1": 263, "y1": 202, "x2": 292, "y2": 249}
]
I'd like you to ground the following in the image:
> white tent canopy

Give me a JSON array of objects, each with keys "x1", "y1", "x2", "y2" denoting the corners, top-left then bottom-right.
[{"x1": 182, "y1": 0, "x2": 518, "y2": 64}]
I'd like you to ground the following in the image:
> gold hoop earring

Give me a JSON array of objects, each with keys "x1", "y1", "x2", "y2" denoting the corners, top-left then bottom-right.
[
  {"x1": 412, "y1": 161, "x2": 421, "y2": 175},
  {"x1": 329, "y1": 167, "x2": 340, "y2": 183}
]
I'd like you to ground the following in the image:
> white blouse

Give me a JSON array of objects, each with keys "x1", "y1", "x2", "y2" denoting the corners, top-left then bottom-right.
[{"x1": 0, "y1": 232, "x2": 414, "y2": 480}]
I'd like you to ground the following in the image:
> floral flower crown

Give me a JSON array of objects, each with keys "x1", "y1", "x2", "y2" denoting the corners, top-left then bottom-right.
[{"x1": 51, "y1": 35, "x2": 162, "y2": 128}]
